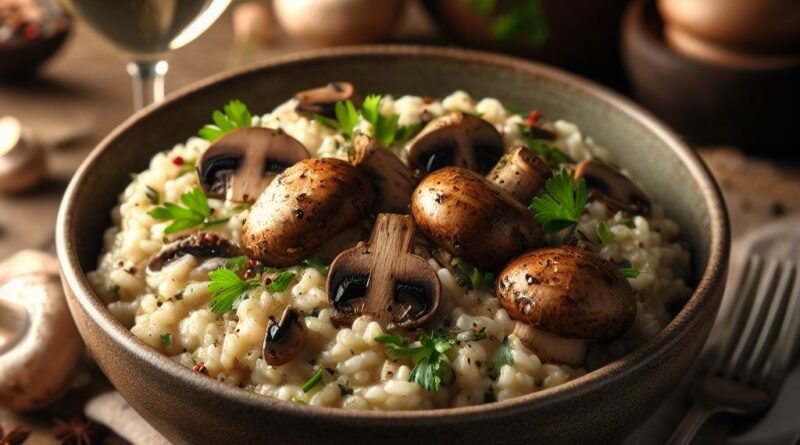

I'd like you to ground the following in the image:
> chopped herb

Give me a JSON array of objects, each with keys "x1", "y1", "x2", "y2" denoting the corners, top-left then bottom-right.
[
  {"x1": 619, "y1": 217, "x2": 637, "y2": 229},
  {"x1": 160, "y1": 332, "x2": 173, "y2": 346},
  {"x1": 334, "y1": 100, "x2": 360, "y2": 138},
  {"x1": 108, "y1": 284, "x2": 120, "y2": 299},
  {"x1": 457, "y1": 326, "x2": 487, "y2": 342},
  {"x1": 596, "y1": 222, "x2": 613, "y2": 246},
  {"x1": 226, "y1": 255, "x2": 249, "y2": 273},
  {"x1": 451, "y1": 257, "x2": 495, "y2": 290},
  {"x1": 530, "y1": 171, "x2": 588, "y2": 233},
  {"x1": 208, "y1": 268, "x2": 261, "y2": 313},
  {"x1": 379, "y1": 331, "x2": 455, "y2": 392},
  {"x1": 290, "y1": 396, "x2": 306, "y2": 404},
  {"x1": 177, "y1": 158, "x2": 197, "y2": 177},
  {"x1": 394, "y1": 122, "x2": 423, "y2": 143},
  {"x1": 267, "y1": 270, "x2": 295, "y2": 293},
  {"x1": 375, "y1": 334, "x2": 406, "y2": 347},
  {"x1": 621, "y1": 268, "x2": 640, "y2": 279},
  {"x1": 468, "y1": 0, "x2": 549, "y2": 47},
  {"x1": 338, "y1": 379, "x2": 354, "y2": 396},
  {"x1": 148, "y1": 188, "x2": 229, "y2": 235},
  {"x1": 198, "y1": 100, "x2": 253, "y2": 141},
  {"x1": 145, "y1": 186, "x2": 160, "y2": 204},
  {"x1": 489, "y1": 337, "x2": 515, "y2": 379},
  {"x1": 302, "y1": 368, "x2": 325, "y2": 393},
  {"x1": 517, "y1": 124, "x2": 573, "y2": 168},
  {"x1": 303, "y1": 257, "x2": 330, "y2": 276},
  {"x1": 360, "y1": 95, "x2": 399, "y2": 146},
  {"x1": 313, "y1": 113, "x2": 339, "y2": 130}
]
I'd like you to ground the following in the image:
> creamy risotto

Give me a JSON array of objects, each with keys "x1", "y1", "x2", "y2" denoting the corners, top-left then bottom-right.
[{"x1": 89, "y1": 85, "x2": 691, "y2": 410}]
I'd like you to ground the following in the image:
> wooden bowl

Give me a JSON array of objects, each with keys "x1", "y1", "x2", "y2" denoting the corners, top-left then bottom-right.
[
  {"x1": 622, "y1": 0, "x2": 800, "y2": 158},
  {"x1": 56, "y1": 46, "x2": 729, "y2": 445},
  {"x1": 0, "y1": 25, "x2": 70, "y2": 79}
]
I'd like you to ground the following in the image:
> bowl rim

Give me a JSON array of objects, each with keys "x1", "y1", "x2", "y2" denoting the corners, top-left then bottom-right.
[{"x1": 56, "y1": 44, "x2": 729, "y2": 424}]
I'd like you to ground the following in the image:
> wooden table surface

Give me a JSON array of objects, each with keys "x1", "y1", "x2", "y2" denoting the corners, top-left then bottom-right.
[{"x1": 2, "y1": 2, "x2": 800, "y2": 444}]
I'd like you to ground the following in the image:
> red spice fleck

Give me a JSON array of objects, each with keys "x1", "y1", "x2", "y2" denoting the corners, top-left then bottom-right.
[
  {"x1": 422, "y1": 97, "x2": 433, "y2": 105},
  {"x1": 172, "y1": 156, "x2": 185, "y2": 166},
  {"x1": 24, "y1": 24, "x2": 39, "y2": 40},
  {"x1": 524, "y1": 110, "x2": 542, "y2": 128},
  {"x1": 193, "y1": 362, "x2": 209, "y2": 375}
]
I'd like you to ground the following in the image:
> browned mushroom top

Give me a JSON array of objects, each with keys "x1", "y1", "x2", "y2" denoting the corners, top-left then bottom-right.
[
  {"x1": 350, "y1": 134, "x2": 417, "y2": 214},
  {"x1": 327, "y1": 214, "x2": 440, "y2": 329},
  {"x1": 574, "y1": 160, "x2": 651, "y2": 216},
  {"x1": 295, "y1": 82, "x2": 358, "y2": 118},
  {"x1": 410, "y1": 167, "x2": 543, "y2": 271},
  {"x1": 243, "y1": 158, "x2": 375, "y2": 267},
  {"x1": 487, "y1": 146, "x2": 552, "y2": 205},
  {"x1": 407, "y1": 113, "x2": 505, "y2": 175},
  {"x1": 197, "y1": 127, "x2": 310, "y2": 203},
  {"x1": 147, "y1": 232, "x2": 241, "y2": 273},
  {"x1": 262, "y1": 306, "x2": 305, "y2": 366},
  {"x1": 496, "y1": 246, "x2": 636, "y2": 341}
]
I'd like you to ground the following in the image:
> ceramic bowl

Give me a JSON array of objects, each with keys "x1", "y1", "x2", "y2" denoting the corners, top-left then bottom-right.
[
  {"x1": 0, "y1": 24, "x2": 70, "y2": 79},
  {"x1": 56, "y1": 46, "x2": 729, "y2": 445},
  {"x1": 622, "y1": 0, "x2": 800, "y2": 159}
]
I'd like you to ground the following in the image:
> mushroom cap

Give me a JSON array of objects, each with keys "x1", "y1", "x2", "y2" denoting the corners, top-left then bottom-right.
[
  {"x1": 407, "y1": 112, "x2": 505, "y2": 175},
  {"x1": 410, "y1": 167, "x2": 543, "y2": 271},
  {"x1": 486, "y1": 145, "x2": 552, "y2": 205},
  {"x1": 295, "y1": 81, "x2": 358, "y2": 118},
  {"x1": 574, "y1": 160, "x2": 651, "y2": 216},
  {"x1": 0, "y1": 274, "x2": 82, "y2": 412},
  {"x1": 350, "y1": 134, "x2": 417, "y2": 214},
  {"x1": 496, "y1": 246, "x2": 636, "y2": 341},
  {"x1": 262, "y1": 306, "x2": 305, "y2": 366},
  {"x1": 243, "y1": 158, "x2": 375, "y2": 267},
  {"x1": 197, "y1": 127, "x2": 310, "y2": 203},
  {"x1": 327, "y1": 213, "x2": 440, "y2": 329},
  {"x1": 147, "y1": 232, "x2": 242, "y2": 273}
]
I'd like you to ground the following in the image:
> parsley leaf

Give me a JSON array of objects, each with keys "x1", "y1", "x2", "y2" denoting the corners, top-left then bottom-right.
[
  {"x1": 379, "y1": 331, "x2": 455, "y2": 392},
  {"x1": 360, "y1": 95, "x2": 399, "y2": 146},
  {"x1": 198, "y1": 100, "x2": 253, "y2": 141},
  {"x1": 596, "y1": 221, "x2": 613, "y2": 246},
  {"x1": 148, "y1": 188, "x2": 229, "y2": 235},
  {"x1": 489, "y1": 337, "x2": 515, "y2": 379},
  {"x1": 160, "y1": 332, "x2": 173, "y2": 346},
  {"x1": 267, "y1": 270, "x2": 295, "y2": 293},
  {"x1": 451, "y1": 257, "x2": 495, "y2": 290},
  {"x1": 226, "y1": 255, "x2": 249, "y2": 273},
  {"x1": 302, "y1": 367, "x2": 325, "y2": 393},
  {"x1": 530, "y1": 171, "x2": 588, "y2": 233},
  {"x1": 208, "y1": 268, "x2": 261, "y2": 313},
  {"x1": 334, "y1": 100, "x2": 360, "y2": 138},
  {"x1": 327, "y1": 96, "x2": 410, "y2": 146},
  {"x1": 517, "y1": 124, "x2": 573, "y2": 168},
  {"x1": 394, "y1": 122, "x2": 423, "y2": 143},
  {"x1": 313, "y1": 113, "x2": 339, "y2": 130},
  {"x1": 303, "y1": 257, "x2": 330, "y2": 276},
  {"x1": 375, "y1": 334, "x2": 406, "y2": 347},
  {"x1": 621, "y1": 268, "x2": 640, "y2": 279}
]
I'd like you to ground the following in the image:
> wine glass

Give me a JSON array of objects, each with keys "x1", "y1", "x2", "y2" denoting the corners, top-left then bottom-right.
[{"x1": 64, "y1": 0, "x2": 231, "y2": 110}]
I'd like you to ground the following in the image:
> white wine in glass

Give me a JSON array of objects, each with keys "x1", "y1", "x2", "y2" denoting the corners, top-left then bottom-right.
[{"x1": 67, "y1": 0, "x2": 231, "y2": 110}]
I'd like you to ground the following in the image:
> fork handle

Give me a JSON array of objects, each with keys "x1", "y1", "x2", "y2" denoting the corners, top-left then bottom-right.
[{"x1": 667, "y1": 400, "x2": 723, "y2": 445}]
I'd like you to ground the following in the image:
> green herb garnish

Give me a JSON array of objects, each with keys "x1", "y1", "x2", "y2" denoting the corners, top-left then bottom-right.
[
  {"x1": 325, "y1": 95, "x2": 414, "y2": 146},
  {"x1": 290, "y1": 396, "x2": 306, "y2": 404},
  {"x1": 468, "y1": 0, "x2": 549, "y2": 47},
  {"x1": 621, "y1": 268, "x2": 640, "y2": 279},
  {"x1": 334, "y1": 100, "x2": 360, "y2": 138},
  {"x1": 199, "y1": 100, "x2": 252, "y2": 141},
  {"x1": 596, "y1": 221, "x2": 613, "y2": 246},
  {"x1": 379, "y1": 331, "x2": 455, "y2": 392},
  {"x1": 302, "y1": 368, "x2": 325, "y2": 393},
  {"x1": 338, "y1": 378, "x2": 354, "y2": 396},
  {"x1": 489, "y1": 337, "x2": 515, "y2": 379},
  {"x1": 360, "y1": 95, "x2": 400, "y2": 146},
  {"x1": 530, "y1": 171, "x2": 588, "y2": 233},
  {"x1": 148, "y1": 188, "x2": 229, "y2": 235},
  {"x1": 108, "y1": 284, "x2": 120, "y2": 299},
  {"x1": 160, "y1": 332, "x2": 173, "y2": 346},
  {"x1": 145, "y1": 186, "x2": 160, "y2": 205},
  {"x1": 312, "y1": 113, "x2": 339, "y2": 130},
  {"x1": 303, "y1": 257, "x2": 330, "y2": 276},
  {"x1": 394, "y1": 122, "x2": 423, "y2": 143},
  {"x1": 226, "y1": 255, "x2": 249, "y2": 273},
  {"x1": 517, "y1": 124, "x2": 573, "y2": 168},
  {"x1": 375, "y1": 334, "x2": 406, "y2": 347},
  {"x1": 451, "y1": 257, "x2": 495, "y2": 290},
  {"x1": 267, "y1": 270, "x2": 295, "y2": 293},
  {"x1": 208, "y1": 268, "x2": 261, "y2": 313}
]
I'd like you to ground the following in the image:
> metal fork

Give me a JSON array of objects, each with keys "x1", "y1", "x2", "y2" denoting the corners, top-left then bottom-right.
[{"x1": 667, "y1": 254, "x2": 800, "y2": 445}]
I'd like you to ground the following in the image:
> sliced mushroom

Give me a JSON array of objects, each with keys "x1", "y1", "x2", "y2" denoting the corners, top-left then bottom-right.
[
  {"x1": 350, "y1": 134, "x2": 417, "y2": 214},
  {"x1": 407, "y1": 112, "x2": 504, "y2": 175},
  {"x1": 327, "y1": 213, "x2": 440, "y2": 328},
  {"x1": 147, "y1": 232, "x2": 242, "y2": 273},
  {"x1": 262, "y1": 306, "x2": 305, "y2": 366},
  {"x1": 410, "y1": 167, "x2": 543, "y2": 271},
  {"x1": 197, "y1": 127, "x2": 310, "y2": 203},
  {"x1": 487, "y1": 146, "x2": 552, "y2": 205},
  {"x1": 243, "y1": 158, "x2": 375, "y2": 267},
  {"x1": 574, "y1": 160, "x2": 651, "y2": 216},
  {"x1": 496, "y1": 246, "x2": 636, "y2": 366},
  {"x1": 295, "y1": 81, "x2": 358, "y2": 118}
]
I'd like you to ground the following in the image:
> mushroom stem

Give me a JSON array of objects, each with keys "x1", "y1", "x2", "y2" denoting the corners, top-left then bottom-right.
[
  {"x1": 362, "y1": 215, "x2": 416, "y2": 316},
  {"x1": 513, "y1": 323, "x2": 587, "y2": 367},
  {"x1": 0, "y1": 299, "x2": 27, "y2": 355},
  {"x1": 487, "y1": 146, "x2": 552, "y2": 205}
]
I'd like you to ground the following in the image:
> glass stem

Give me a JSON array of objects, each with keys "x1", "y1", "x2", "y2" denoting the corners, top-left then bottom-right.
[{"x1": 126, "y1": 60, "x2": 169, "y2": 111}]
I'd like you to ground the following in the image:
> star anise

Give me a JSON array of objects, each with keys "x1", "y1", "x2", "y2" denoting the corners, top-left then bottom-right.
[
  {"x1": 53, "y1": 417, "x2": 102, "y2": 445},
  {"x1": 0, "y1": 424, "x2": 31, "y2": 445}
]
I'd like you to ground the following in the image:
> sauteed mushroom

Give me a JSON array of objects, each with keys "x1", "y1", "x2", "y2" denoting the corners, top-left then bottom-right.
[
  {"x1": 147, "y1": 232, "x2": 241, "y2": 273},
  {"x1": 407, "y1": 112, "x2": 504, "y2": 174},
  {"x1": 411, "y1": 166, "x2": 543, "y2": 271},
  {"x1": 487, "y1": 146, "x2": 551, "y2": 205},
  {"x1": 197, "y1": 127, "x2": 310, "y2": 203},
  {"x1": 262, "y1": 307, "x2": 305, "y2": 366},
  {"x1": 350, "y1": 134, "x2": 416, "y2": 214},
  {"x1": 243, "y1": 158, "x2": 374, "y2": 267},
  {"x1": 295, "y1": 81, "x2": 358, "y2": 118},
  {"x1": 496, "y1": 246, "x2": 636, "y2": 366},
  {"x1": 574, "y1": 160, "x2": 651, "y2": 216},
  {"x1": 327, "y1": 214, "x2": 440, "y2": 328}
]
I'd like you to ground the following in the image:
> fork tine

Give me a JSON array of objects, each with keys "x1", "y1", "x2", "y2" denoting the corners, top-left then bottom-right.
[
  {"x1": 740, "y1": 261, "x2": 796, "y2": 383},
  {"x1": 711, "y1": 255, "x2": 763, "y2": 373},
  {"x1": 757, "y1": 262, "x2": 800, "y2": 391}
]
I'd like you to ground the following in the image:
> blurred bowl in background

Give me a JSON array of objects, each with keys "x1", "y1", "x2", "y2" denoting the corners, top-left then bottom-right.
[
  {"x1": 0, "y1": 0, "x2": 71, "y2": 79},
  {"x1": 622, "y1": 0, "x2": 800, "y2": 159}
]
